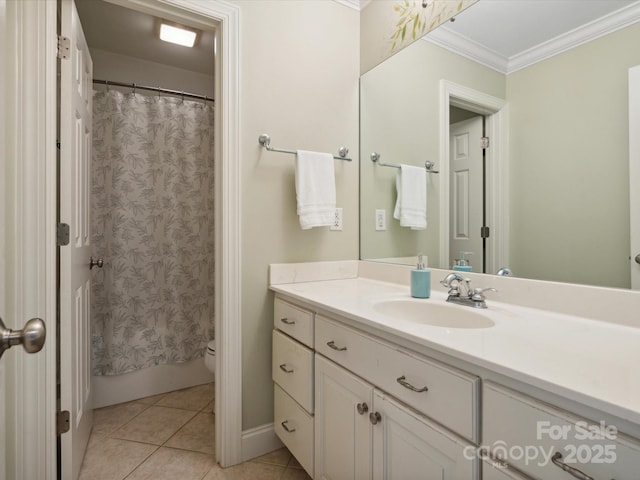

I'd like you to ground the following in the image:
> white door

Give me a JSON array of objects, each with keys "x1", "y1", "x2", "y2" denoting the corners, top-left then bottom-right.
[
  {"x1": 371, "y1": 390, "x2": 477, "y2": 480},
  {"x1": 450, "y1": 117, "x2": 484, "y2": 272},
  {"x1": 630, "y1": 65, "x2": 640, "y2": 289},
  {"x1": 60, "y1": 0, "x2": 94, "y2": 477},
  {"x1": 315, "y1": 355, "x2": 373, "y2": 480}
]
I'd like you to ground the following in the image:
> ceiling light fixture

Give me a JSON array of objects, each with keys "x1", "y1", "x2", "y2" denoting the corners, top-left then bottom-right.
[{"x1": 159, "y1": 23, "x2": 197, "y2": 48}]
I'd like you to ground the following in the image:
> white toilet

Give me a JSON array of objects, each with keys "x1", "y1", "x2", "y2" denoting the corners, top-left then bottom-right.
[{"x1": 205, "y1": 340, "x2": 216, "y2": 379}]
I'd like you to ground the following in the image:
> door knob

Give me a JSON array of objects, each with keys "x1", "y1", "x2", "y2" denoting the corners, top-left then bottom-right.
[
  {"x1": 635, "y1": 254, "x2": 640, "y2": 265},
  {"x1": 89, "y1": 256, "x2": 104, "y2": 269},
  {"x1": 0, "y1": 317, "x2": 46, "y2": 359}
]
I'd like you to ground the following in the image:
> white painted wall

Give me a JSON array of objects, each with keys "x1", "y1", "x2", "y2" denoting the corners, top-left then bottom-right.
[
  {"x1": 229, "y1": 0, "x2": 360, "y2": 430},
  {"x1": 90, "y1": 48, "x2": 214, "y2": 98}
]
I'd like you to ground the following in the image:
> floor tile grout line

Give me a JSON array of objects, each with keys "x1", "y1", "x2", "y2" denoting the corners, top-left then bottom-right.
[{"x1": 119, "y1": 444, "x2": 161, "y2": 480}]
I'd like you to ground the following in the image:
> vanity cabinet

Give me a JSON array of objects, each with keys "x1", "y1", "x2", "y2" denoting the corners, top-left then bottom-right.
[
  {"x1": 482, "y1": 458, "x2": 535, "y2": 480},
  {"x1": 314, "y1": 355, "x2": 373, "y2": 479},
  {"x1": 272, "y1": 298, "x2": 316, "y2": 476},
  {"x1": 483, "y1": 382, "x2": 640, "y2": 480},
  {"x1": 274, "y1": 295, "x2": 479, "y2": 479},
  {"x1": 371, "y1": 389, "x2": 477, "y2": 479},
  {"x1": 315, "y1": 354, "x2": 477, "y2": 480}
]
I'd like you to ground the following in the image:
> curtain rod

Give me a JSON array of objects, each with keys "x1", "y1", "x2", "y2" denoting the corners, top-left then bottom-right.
[{"x1": 92, "y1": 79, "x2": 214, "y2": 103}]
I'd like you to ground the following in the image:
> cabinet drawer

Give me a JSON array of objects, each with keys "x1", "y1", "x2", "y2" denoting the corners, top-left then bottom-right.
[
  {"x1": 272, "y1": 330, "x2": 314, "y2": 413},
  {"x1": 483, "y1": 382, "x2": 640, "y2": 480},
  {"x1": 274, "y1": 384, "x2": 314, "y2": 478},
  {"x1": 274, "y1": 297, "x2": 314, "y2": 348},
  {"x1": 316, "y1": 315, "x2": 479, "y2": 442}
]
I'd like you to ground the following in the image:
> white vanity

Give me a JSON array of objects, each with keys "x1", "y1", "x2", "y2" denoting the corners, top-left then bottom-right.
[{"x1": 270, "y1": 261, "x2": 640, "y2": 480}]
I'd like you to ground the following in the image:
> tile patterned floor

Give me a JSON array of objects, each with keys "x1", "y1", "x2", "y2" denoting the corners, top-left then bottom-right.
[{"x1": 79, "y1": 383, "x2": 310, "y2": 480}]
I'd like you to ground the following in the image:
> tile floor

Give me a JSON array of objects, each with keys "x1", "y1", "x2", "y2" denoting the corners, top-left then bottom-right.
[{"x1": 79, "y1": 383, "x2": 311, "y2": 480}]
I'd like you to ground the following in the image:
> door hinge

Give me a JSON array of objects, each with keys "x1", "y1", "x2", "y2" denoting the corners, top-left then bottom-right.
[
  {"x1": 57, "y1": 410, "x2": 70, "y2": 435},
  {"x1": 481, "y1": 226, "x2": 490, "y2": 238},
  {"x1": 57, "y1": 35, "x2": 70, "y2": 60},
  {"x1": 57, "y1": 223, "x2": 70, "y2": 246},
  {"x1": 480, "y1": 136, "x2": 490, "y2": 149}
]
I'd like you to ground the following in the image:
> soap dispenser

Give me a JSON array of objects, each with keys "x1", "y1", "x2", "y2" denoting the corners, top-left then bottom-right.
[
  {"x1": 453, "y1": 252, "x2": 473, "y2": 272},
  {"x1": 411, "y1": 254, "x2": 430, "y2": 298}
]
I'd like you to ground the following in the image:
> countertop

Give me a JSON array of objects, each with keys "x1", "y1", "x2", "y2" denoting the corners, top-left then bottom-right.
[{"x1": 271, "y1": 277, "x2": 640, "y2": 426}]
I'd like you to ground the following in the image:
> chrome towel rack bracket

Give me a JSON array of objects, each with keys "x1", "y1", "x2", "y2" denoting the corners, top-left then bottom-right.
[{"x1": 258, "y1": 134, "x2": 352, "y2": 161}]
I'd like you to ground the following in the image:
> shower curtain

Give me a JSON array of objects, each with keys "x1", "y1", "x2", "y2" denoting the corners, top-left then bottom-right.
[{"x1": 91, "y1": 89, "x2": 215, "y2": 376}]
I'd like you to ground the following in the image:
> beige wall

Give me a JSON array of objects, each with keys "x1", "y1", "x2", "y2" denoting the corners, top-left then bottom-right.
[
  {"x1": 231, "y1": 0, "x2": 360, "y2": 430},
  {"x1": 507, "y1": 22, "x2": 640, "y2": 288},
  {"x1": 90, "y1": 48, "x2": 214, "y2": 98},
  {"x1": 360, "y1": 39, "x2": 505, "y2": 266}
]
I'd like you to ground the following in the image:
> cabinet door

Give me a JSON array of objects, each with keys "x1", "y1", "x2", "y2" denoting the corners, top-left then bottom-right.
[
  {"x1": 482, "y1": 458, "x2": 535, "y2": 480},
  {"x1": 371, "y1": 390, "x2": 478, "y2": 480},
  {"x1": 315, "y1": 355, "x2": 373, "y2": 480}
]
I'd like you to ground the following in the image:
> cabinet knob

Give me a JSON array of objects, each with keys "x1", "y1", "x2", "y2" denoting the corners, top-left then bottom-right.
[
  {"x1": 280, "y1": 317, "x2": 295, "y2": 325},
  {"x1": 369, "y1": 411, "x2": 381, "y2": 425},
  {"x1": 356, "y1": 402, "x2": 369, "y2": 415}
]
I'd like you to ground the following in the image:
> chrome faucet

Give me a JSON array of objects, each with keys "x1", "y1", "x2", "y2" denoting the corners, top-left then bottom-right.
[{"x1": 440, "y1": 273, "x2": 496, "y2": 309}]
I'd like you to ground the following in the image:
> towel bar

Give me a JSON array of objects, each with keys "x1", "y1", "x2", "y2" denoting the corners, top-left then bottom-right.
[
  {"x1": 258, "y1": 134, "x2": 352, "y2": 161},
  {"x1": 370, "y1": 152, "x2": 439, "y2": 173}
]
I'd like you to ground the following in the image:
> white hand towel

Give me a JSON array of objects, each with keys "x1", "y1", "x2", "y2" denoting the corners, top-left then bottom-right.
[
  {"x1": 295, "y1": 150, "x2": 336, "y2": 230},
  {"x1": 393, "y1": 164, "x2": 427, "y2": 230}
]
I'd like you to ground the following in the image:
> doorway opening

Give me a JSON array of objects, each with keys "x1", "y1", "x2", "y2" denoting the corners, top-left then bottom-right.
[{"x1": 439, "y1": 80, "x2": 509, "y2": 276}]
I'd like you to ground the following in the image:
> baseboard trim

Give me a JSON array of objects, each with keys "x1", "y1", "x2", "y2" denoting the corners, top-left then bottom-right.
[
  {"x1": 92, "y1": 359, "x2": 213, "y2": 409},
  {"x1": 241, "y1": 423, "x2": 284, "y2": 462}
]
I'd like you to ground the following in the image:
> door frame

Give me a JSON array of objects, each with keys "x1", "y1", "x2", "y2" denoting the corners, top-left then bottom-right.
[
  {"x1": 439, "y1": 80, "x2": 509, "y2": 275},
  {"x1": 6, "y1": 0, "x2": 242, "y2": 476},
  {"x1": 3, "y1": 0, "x2": 59, "y2": 478},
  {"x1": 630, "y1": 65, "x2": 640, "y2": 289}
]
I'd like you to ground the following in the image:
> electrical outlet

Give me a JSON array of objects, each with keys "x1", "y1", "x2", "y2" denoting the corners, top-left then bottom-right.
[
  {"x1": 330, "y1": 207, "x2": 343, "y2": 231},
  {"x1": 375, "y1": 209, "x2": 386, "y2": 231}
]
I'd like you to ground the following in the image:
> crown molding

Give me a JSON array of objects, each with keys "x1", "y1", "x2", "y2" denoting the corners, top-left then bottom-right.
[
  {"x1": 424, "y1": 27, "x2": 508, "y2": 74},
  {"x1": 508, "y1": 2, "x2": 640, "y2": 73},
  {"x1": 333, "y1": 0, "x2": 362, "y2": 11},
  {"x1": 423, "y1": 2, "x2": 640, "y2": 75}
]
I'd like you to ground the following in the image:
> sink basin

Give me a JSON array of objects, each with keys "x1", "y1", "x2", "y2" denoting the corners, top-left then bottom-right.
[{"x1": 373, "y1": 300, "x2": 495, "y2": 329}]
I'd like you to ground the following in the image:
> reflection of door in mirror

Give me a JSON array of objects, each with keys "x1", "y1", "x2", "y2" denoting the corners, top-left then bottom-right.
[{"x1": 450, "y1": 111, "x2": 484, "y2": 272}]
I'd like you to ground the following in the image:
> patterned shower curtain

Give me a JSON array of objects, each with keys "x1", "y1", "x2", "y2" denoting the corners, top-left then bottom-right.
[{"x1": 91, "y1": 90, "x2": 215, "y2": 376}]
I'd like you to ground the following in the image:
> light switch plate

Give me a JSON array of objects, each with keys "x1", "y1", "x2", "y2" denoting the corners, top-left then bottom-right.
[{"x1": 375, "y1": 209, "x2": 386, "y2": 231}]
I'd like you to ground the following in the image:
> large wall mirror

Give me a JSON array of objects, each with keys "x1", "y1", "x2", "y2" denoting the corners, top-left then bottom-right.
[{"x1": 360, "y1": 0, "x2": 640, "y2": 290}]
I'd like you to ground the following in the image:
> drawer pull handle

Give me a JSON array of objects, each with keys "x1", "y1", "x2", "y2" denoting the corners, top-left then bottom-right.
[
  {"x1": 281, "y1": 420, "x2": 296, "y2": 433},
  {"x1": 369, "y1": 412, "x2": 381, "y2": 425},
  {"x1": 280, "y1": 317, "x2": 295, "y2": 325},
  {"x1": 551, "y1": 452, "x2": 594, "y2": 480},
  {"x1": 356, "y1": 402, "x2": 369, "y2": 415},
  {"x1": 279, "y1": 363, "x2": 294, "y2": 373},
  {"x1": 396, "y1": 375, "x2": 429, "y2": 393},
  {"x1": 327, "y1": 340, "x2": 347, "y2": 351}
]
